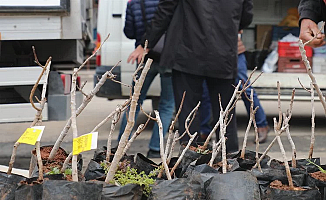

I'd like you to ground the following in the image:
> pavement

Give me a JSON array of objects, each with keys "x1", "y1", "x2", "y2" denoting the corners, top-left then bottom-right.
[{"x1": 0, "y1": 69, "x2": 325, "y2": 175}]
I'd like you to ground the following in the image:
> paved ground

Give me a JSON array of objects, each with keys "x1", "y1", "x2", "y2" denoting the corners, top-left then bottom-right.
[{"x1": 1, "y1": 69, "x2": 326, "y2": 174}]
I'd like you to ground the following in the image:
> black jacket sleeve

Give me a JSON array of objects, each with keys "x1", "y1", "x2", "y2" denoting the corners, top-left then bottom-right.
[
  {"x1": 140, "y1": 0, "x2": 179, "y2": 48},
  {"x1": 239, "y1": 0, "x2": 253, "y2": 30},
  {"x1": 299, "y1": 0, "x2": 324, "y2": 24}
]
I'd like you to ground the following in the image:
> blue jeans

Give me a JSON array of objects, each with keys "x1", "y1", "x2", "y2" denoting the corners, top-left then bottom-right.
[
  {"x1": 236, "y1": 53, "x2": 268, "y2": 128},
  {"x1": 200, "y1": 80, "x2": 212, "y2": 135},
  {"x1": 118, "y1": 62, "x2": 174, "y2": 151}
]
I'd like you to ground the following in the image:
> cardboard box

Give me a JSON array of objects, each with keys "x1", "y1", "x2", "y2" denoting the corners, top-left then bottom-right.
[{"x1": 256, "y1": 25, "x2": 272, "y2": 50}]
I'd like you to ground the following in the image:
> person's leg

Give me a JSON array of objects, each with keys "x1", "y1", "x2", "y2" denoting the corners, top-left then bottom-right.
[
  {"x1": 206, "y1": 77, "x2": 238, "y2": 153},
  {"x1": 199, "y1": 80, "x2": 212, "y2": 140},
  {"x1": 148, "y1": 72, "x2": 175, "y2": 152},
  {"x1": 118, "y1": 65, "x2": 158, "y2": 141},
  {"x1": 237, "y1": 53, "x2": 269, "y2": 142},
  {"x1": 172, "y1": 69, "x2": 204, "y2": 143},
  {"x1": 237, "y1": 53, "x2": 268, "y2": 127}
]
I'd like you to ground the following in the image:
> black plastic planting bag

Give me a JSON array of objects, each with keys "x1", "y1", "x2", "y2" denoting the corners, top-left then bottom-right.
[
  {"x1": 232, "y1": 150, "x2": 270, "y2": 170},
  {"x1": 267, "y1": 186, "x2": 321, "y2": 200},
  {"x1": 252, "y1": 168, "x2": 306, "y2": 187},
  {"x1": 134, "y1": 153, "x2": 158, "y2": 175},
  {"x1": 205, "y1": 171, "x2": 261, "y2": 200},
  {"x1": 150, "y1": 175, "x2": 205, "y2": 200},
  {"x1": 84, "y1": 159, "x2": 106, "y2": 181},
  {"x1": 42, "y1": 180, "x2": 103, "y2": 200},
  {"x1": 15, "y1": 184, "x2": 43, "y2": 200},
  {"x1": 0, "y1": 172, "x2": 25, "y2": 200},
  {"x1": 179, "y1": 149, "x2": 201, "y2": 176},
  {"x1": 93, "y1": 146, "x2": 118, "y2": 163},
  {"x1": 101, "y1": 183, "x2": 143, "y2": 200}
]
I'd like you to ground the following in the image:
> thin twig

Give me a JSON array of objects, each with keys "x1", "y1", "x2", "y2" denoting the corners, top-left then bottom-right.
[
  {"x1": 299, "y1": 39, "x2": 326, "y2": 115},
  {"x1": 106, "y1": 105, "x2": 122, "y2": 162},
  {"x1": 309, "y1": 83, "x2": 315, "y2": 159},
  {"x1": 123, "y1": 117, "x2": 150, "y2": 155},
  {"x1": 76, "y1": 34, "x2": 110, "y2": 73}
]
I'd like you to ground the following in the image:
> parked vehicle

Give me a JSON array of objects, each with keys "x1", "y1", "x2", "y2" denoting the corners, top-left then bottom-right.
[
  {"x1": 0, "y1": 0, "x2": 94, "y2": 122},
  {"x1": 95, "y1": 0, "x2": 326, "y2": 102}
]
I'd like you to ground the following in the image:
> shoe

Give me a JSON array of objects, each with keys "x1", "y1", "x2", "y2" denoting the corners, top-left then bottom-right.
[
  {"x1": 196, "y1": 133, "x2": 209, "y2": 144},
  {"x1": 147, "y1": 149, "x2": 161, "y2": 158},
  {"x1": 257, "y1": 125, "x2": 270, "y2": 143}
]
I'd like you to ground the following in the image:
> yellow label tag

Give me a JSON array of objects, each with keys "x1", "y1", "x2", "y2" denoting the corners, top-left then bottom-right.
[
  {"x1": 17, "y1": 128, "x2": 42, "y2": 145},
  {"x1": 73, "y1": 133, "x2": 97, "y2": 155}
]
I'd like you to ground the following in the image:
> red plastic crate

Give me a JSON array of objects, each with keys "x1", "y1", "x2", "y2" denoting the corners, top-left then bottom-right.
[
  {"x1": 278, "y1": 42, "x2": 313, "y2": 58},
  {"x1": 278, "y1": 57, "x2": 312, "y2": 73}
]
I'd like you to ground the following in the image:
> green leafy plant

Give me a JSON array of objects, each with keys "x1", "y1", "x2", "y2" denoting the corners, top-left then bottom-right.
[
  {"x1": 196, "y1": 148, "x2": 210, "y2": 155},
  {"x1": 46, "y1": 167, "x2": 61, "y2": 175},
  {"x1": 306, "y1": 159, "x2": 326, "y2": 173},
  {"x1": 100, "y1": 161, "x2": 157, "y2": 197},
  {"x1": 46, "y1": 167, "x2": 73, "y2": 177}
]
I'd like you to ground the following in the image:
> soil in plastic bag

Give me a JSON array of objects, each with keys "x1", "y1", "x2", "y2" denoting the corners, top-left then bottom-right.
[
  {"x1": 306, "y1": 166, "x2": 326, "y2": 200},
  {"x1": 100, "y1": 183, "x2": 143, "y2": 200},
  {"x1": 205, "y1": 171, "x2": 261, "y2": 200},
  {"x1": 31, "y1": 146, "x2": 83, "y2": 181},
  {"x1": 0, "y1": 172, "x2": 25, "y2": 200},
  {"x1": 42, "y1": 180, "x2": 103, "y2": 200},
  {"x1": 150, "y1": 174, "x2": 205, "y2": 200},
  {"x1": 267, "y1": 180, "x2": 321, "y2": 200}
]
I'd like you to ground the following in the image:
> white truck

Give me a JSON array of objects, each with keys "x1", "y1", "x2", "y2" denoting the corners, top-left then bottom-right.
[
  {"x1": 0, "y1": 0, "x2": 94, "y2": 122},
  {"x1": 94, "y1": 0, "x2": 326, "y2": 102}
]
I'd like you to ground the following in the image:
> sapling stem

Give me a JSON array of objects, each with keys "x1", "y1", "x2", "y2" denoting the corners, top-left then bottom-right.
[
  {"x1": 299, "y1": 38, "x2": 326, "y2": 115},
  {"x1": 8, "y1": 55, "x2": 51, "y2": 177},
  {"x1": 154, "y1": 110, "x2": 172, "y2": 180},
  {"x1": 106, "y1": 107, "x2": 121, "y2": 162},
  {"x1": 220, "y1": 110, "x2": 227, "y2": 174},
  {"x1": 105, "y1": 57, "x2": 152, "y2": 183},
  {"x1": 282, "y1": 89, "x2": 296, "y2": 168},
  {"x1": 61, "y1": 152, "x2": 73, "y2": 173},
  {"x1": 253, "y1": 118, "x2": 261, "y2": 171},
  {"x1": 49, "y1": 35, "x2": 114, "y2": 160},
  {"x1": 170, "y1": 132, "x2": 197, "y2": 177},
  {"x1": 240, "y1": 89, "x2": 254, "y2": 159},
  {"x1": 71, "y1": 68, "x2": 79, "y2": 182},
  {"x1": 273, "y1": 118, "x2": 294, "y2": 189},
  {"x1": 123, "y1": 117, "x2": 150, "y2": 155},
  {"x1": 309, "y1": 83, "x2": 315, "y2": 159},
  {"x1": 209, "y1": 139, "x2": 222, "y2": 167}
]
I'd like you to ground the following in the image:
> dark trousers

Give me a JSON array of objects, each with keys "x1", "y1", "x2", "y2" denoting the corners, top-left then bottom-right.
[{"x1": 172, "y1": 69, "x2": 238, "y2": 152}]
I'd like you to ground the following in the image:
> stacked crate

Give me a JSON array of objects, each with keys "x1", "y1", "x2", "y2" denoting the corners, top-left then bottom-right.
[
  {"x1": 312, "y1": 45, "x2": 326, "y2": 74},
  {"x1": 278, "y1": 41, "x2": 313, "y2": 73}
]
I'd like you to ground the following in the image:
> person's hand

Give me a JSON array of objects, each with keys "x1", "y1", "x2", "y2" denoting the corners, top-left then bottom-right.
[
  {"x1": 127, "y1": 45, "x2": 149, "y2": 64},
  {"x1": 299, "y1": 19, "x2": 325, "y2": 47}
]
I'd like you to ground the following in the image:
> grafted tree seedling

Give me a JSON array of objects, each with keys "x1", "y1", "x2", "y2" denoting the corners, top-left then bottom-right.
[{"x1": 7, "y1": 48, "x2": 51, "y2": 183}]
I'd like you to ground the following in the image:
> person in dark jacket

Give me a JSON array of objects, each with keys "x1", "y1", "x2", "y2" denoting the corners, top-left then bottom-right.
[
  {"x1": 118, "y1": 0, "x2": 174, "y2": 158},
  {"x1": 128, "y1": 0, "x2": 253, "y2": 152},
  {"x1": 299, "y1": 0, "x2": 326, "y2": 47}
]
